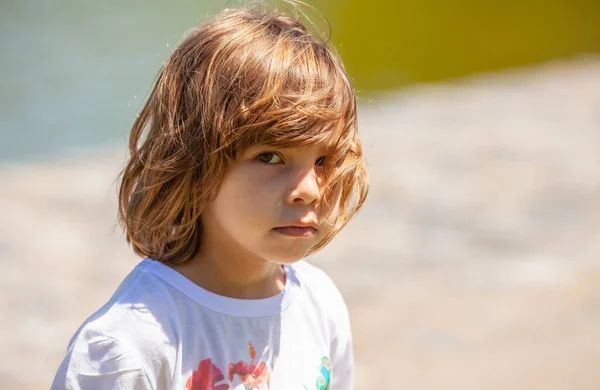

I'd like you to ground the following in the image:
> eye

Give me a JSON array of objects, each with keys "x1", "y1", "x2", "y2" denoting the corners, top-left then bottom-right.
[
  {"x1": 256, "y1": 152, "x2": 283, "y2": 164},
  {"x1": 315, "y1": 156, "x2": 326, "y2": 166}
]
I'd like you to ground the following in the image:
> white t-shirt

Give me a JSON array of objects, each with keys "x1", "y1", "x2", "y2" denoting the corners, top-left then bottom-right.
[{"x1": 51, "y1": 258, "x2": 353, "y2": 390}]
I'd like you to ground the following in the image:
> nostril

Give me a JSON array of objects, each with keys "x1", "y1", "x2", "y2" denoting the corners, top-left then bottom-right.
[{"x1": 293, "y1": 196, "x2": 307, "y2": 204}]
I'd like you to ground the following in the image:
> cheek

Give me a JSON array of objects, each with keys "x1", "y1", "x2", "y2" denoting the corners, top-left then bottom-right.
[
  {"x1": 320, "y1": 185, "x2": 343, "y2": 219},
  {"x1": 212, "y1": 168, "x2": 280, "y2": 228}
]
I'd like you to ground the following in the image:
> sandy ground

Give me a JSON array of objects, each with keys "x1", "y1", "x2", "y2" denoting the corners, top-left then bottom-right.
[{"x1": 1, "y1": 56, "x2": 600, "y2": 389}]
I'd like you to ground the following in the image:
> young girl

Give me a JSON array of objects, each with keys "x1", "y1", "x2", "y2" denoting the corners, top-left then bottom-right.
[{"x1": 52, "y1": 4, "x2": 368, "y2": 390}]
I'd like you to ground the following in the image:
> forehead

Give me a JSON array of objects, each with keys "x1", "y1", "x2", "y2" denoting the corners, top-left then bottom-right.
[
  {"x1": 240, "y1": 124, "x2": 342, "y2": 153},
  {"x1": 243, "y1": 140, "x2": 333, "y2": 155}
]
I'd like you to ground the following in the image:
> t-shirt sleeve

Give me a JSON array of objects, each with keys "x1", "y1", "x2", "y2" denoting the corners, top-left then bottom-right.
[
  {"x1": 51, "y1": 327, "x2": 152, "y2": 390},
  {"x1": 329, "y1": 298, "x2": 354, "y2": 390}
]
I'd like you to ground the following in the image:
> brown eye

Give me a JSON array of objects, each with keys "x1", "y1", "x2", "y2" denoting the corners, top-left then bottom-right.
[
  {"x1": 256, "y1": 152, "x2": 283, "y2": 164},
  {"x1": 315, "y1": 156, "x2": 326, "y2": 166}
]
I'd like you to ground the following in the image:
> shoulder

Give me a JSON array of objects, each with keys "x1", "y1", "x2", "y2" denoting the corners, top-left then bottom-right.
[
  {"x1": 82, "y1": 265, "x2": 180, "y2": 354},
  {"x1": 79, "y1": 265, "x2": 178, "y2": 343},
  {"x1": 64, "y1": 323, "x2": 148, "y2": 374},
  {"x1": 54, "y1": 264, "x2": 181, "y2": 388},
  {"x1": 75, "y1": 298, "x2": 176, "y2": 364},
  {"x1": 290, "y1": 259, "x2": 354, "y2": 375},
  {"x1": 290, "y1": 259, "x2": 350, "y2": 317},
  {"x1": 52, "y1": 321, "x2": 153, "y2": 389},
  {"x1": 292, "y1": 259, "x2": 340, "y2": 292}
]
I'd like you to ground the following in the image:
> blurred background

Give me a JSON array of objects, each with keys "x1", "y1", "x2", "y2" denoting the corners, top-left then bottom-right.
[{"x1": 1, "y1": 0, "x2": 599, "y2": 388}]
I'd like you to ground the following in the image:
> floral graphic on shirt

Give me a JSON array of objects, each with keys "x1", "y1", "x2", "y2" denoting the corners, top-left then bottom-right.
[
  {"x1": 186, "y1": 358, "x2": 231, "y2": 390},
  {"x1": 186, "y1": 343, "x2": 329, "y2": 389},
  {"x1": 304, "y1": 356, "x2": 331, "y2": 390},
  {"x1": 227, "y1": 342, "x2": 271, "y2": 389},
  {"x1": 315, "y1": 356, "x2": 331, "y2": 390}
]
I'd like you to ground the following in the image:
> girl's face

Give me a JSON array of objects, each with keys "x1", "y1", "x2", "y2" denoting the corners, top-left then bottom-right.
[{"x1": 201, "y1": 143, "x2": 340, "y2": 264}]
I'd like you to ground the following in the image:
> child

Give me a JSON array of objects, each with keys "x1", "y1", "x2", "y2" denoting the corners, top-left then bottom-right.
[{"x1": 52, "y1": 4, "x2": 368, "y2": 389}]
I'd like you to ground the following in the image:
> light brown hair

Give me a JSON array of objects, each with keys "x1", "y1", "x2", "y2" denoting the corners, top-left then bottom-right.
[{"x1": 118, "y1": 4, "x2": 368, "y2": 264}]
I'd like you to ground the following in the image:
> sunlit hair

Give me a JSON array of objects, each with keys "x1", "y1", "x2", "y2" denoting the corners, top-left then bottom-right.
[{"x1": 118, "y1": 4, "x2": 368, "y2": 264}]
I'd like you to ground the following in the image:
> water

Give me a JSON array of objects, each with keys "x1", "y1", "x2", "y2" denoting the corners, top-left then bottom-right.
[
  {"x1": 0, "y1": 0, "x2": 225, "y2": 162},
  {"x1": 2, "y1": 0, "x2": 598, "y2": 162}
]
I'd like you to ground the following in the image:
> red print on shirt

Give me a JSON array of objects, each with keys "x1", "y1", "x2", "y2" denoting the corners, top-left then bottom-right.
[
  {"x1": 186, "y1": 342, "x2": 270, "y2": 390},
  {"x1": 186, "y1": 358, "x2": 231, "y2": 390},
  {"x1": 186, "y1": 342, "x2": 331, "y2": 390},
  {"x1": 227, "y1": 342, "x2": 271, "y2": 388}
]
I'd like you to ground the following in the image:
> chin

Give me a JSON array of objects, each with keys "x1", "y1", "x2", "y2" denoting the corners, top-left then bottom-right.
[
  {"x1": 268, "y1": 256, "x2": 306, "y2": 265},
  {"x1": 260, "y1": 246, "x2": 312, "y2": 265}
]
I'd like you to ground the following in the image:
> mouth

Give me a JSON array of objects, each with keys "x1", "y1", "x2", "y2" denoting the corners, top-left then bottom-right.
[{"x1": 272, "y1": 225, "x2": 318, "y2": 238}]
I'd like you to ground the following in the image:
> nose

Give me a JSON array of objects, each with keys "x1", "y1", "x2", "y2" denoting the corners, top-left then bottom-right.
[{"x1": 287, "y1": 168, "x2": 321, "y2": 205}]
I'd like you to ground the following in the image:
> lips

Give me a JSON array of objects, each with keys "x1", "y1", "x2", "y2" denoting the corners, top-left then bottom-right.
[{"x1": 272, "y1": 225, "x2": 318, "y2": 238}]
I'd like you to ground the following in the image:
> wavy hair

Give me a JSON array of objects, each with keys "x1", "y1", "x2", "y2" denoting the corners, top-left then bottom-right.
[{"x1": 118, "y1": 5, "x2": 368, "y2": 264}]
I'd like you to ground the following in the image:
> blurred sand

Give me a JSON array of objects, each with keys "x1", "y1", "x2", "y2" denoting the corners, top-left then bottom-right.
[{"x1": 1, "y1": 56, "x2": 599, "y2": 389}]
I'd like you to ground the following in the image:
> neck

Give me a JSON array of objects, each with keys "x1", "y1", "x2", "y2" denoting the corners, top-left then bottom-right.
[{"x1": 171, "y1": 236, "x2": 286, "y2": 300}]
